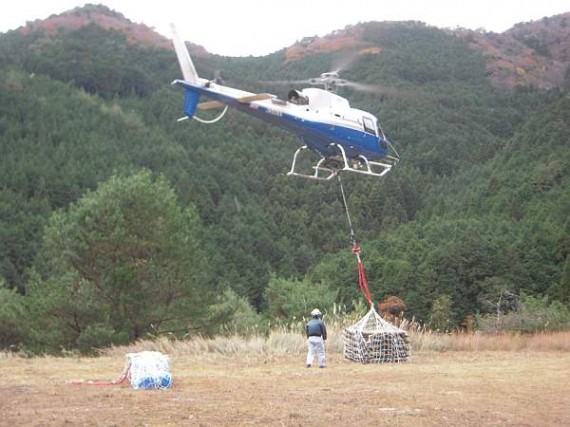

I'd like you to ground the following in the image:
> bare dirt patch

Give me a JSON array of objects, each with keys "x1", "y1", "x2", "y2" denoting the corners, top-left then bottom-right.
[{"x1": 1, "y1": 351, "x2": 569, "y2": 426}]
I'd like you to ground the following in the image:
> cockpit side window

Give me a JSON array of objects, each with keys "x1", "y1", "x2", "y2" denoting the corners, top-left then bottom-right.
[
  {"x1": 288, "y1": 90, "x2": 308, "y2": 105},
  {"x1": 362, "y1": 117, "x2": 377, "y2": 136}
]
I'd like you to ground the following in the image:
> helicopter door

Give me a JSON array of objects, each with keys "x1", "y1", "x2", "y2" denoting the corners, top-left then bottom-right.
[{"x1": 362, "y1": 117, "x2": 377, "y2": 136}]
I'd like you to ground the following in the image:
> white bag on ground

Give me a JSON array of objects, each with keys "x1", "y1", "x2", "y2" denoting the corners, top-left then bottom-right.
[{"x1": 121, "y1": 351, "x2": 172, "y2": 390}]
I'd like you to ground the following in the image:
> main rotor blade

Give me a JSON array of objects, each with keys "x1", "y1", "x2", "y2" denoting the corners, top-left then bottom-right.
[
  {"x1": 261, "y1": 79, "x2": 314, "y2": 86},
  {"x1": 338, "y1": 80, "x2": 385, "y2": 93}
]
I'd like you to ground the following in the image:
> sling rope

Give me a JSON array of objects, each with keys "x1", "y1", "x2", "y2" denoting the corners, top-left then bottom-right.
[{"x1": 337, "y1": 175, "x2": 373, "y2": 307}]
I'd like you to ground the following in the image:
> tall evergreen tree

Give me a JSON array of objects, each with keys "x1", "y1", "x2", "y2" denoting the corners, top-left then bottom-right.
[{"x1": 27, "y1": 171, "x2": 213, "y2": 352}]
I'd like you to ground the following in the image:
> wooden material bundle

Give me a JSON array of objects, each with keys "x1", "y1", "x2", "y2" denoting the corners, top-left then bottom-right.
[{"x1": 343, "y1": 307, "x2": 410, "y2": 363}]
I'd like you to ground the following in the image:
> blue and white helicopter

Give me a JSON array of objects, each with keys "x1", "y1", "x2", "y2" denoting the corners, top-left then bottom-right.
[{"x1": 171, "y1": 27, "x2": 399, "y2": 181}]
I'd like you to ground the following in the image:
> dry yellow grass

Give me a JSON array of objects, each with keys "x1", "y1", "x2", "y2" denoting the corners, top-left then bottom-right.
[{"x1": 1, "y1": 331, "x2": 570, "y2": 426}]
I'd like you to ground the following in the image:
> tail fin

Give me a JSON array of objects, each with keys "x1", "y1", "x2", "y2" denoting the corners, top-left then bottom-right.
[{"x1": 170, "y1": 24, "x2": 199, "y2": 84}]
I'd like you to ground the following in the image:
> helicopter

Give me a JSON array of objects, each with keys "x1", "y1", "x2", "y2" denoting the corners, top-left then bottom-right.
[{"x1": 170, "y1": 26, "x2": 399, "y2": 181}]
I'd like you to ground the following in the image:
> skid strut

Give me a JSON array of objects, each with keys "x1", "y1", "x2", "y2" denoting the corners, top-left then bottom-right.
[{"x1": 288, "y1": 143, "x2": 398, "y2": 181}]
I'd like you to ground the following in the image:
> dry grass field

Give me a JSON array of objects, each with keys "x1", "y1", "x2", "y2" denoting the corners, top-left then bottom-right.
[{"x1": 1, "y1": 331, "x2": 569, "y2": 426}]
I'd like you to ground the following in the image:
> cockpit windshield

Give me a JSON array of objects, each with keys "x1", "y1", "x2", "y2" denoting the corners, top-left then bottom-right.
[{"x1": 362, "y1": 116, "x2": 377, "y2": 136}]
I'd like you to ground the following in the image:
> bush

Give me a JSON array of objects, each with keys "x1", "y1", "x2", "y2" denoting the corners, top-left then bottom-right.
[
  {"x1": 76, "y1": 323, "x2": 122, "y2": 354},
  {"x1": 208, "y1": 288, "x2": 263, "y2": 336},
  {"x1": 0, "y1": 285, "x2": 28, "y2": 349},
  {"x1": 476, "y1": 294, "x2": 570, "y2": 332},
  {"x1": 264, "y1": 275, "x2": 338, "y2": 321}
]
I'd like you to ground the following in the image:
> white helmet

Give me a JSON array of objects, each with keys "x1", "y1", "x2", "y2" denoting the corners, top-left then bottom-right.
[{"x1": 311, "y1": 308, "x2": 322, "y2": 317}]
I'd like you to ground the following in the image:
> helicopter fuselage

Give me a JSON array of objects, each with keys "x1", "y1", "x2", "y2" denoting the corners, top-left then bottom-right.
[{"x1": 173, "y1": 78, "x2": 390, "y2": 161}]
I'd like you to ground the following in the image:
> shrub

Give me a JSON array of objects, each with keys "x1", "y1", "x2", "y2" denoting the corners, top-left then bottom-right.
[
  {"x1": 263, "y1": 275, "x2": 338, "y2": 321},
  {"x1": 476, "y1": 294, "x2": 570, "y2": 332},
  {"x1": 0, "y1": 284, "x2": 28, "y2": 349},
  {"x1": 208, "y1": 288, "x2": 263, "y2": 336}
]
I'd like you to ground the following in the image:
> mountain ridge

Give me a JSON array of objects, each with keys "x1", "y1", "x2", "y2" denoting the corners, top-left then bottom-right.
[
  {"x1": 457, "y1": 12, "x2": 570, "y2": 89},
  {"x1": 15, "y1": 3, "x2": 208, "y2": 56},
  {"x1": 11, "y1": 4, "x2": 570, "y2": 90}
]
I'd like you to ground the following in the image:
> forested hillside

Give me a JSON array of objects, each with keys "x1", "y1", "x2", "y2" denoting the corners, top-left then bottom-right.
[{"x1": 1, "y1": 5, "x2": 568, "y2": 352}]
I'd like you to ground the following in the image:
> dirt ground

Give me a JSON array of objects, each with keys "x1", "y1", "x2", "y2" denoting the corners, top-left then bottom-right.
[{"x1": 1, "y1": 350, "x2": 569, "y2": 426}]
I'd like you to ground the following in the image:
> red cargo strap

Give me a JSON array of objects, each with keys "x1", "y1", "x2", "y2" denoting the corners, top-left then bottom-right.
[{"x1": 352, "y1": 244, "x2": 372, "y2": 307}]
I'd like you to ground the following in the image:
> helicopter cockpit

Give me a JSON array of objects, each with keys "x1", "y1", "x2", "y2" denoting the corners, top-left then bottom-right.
[{"x1": 287, "y1": 90, "x2": 308, "y2": 105}]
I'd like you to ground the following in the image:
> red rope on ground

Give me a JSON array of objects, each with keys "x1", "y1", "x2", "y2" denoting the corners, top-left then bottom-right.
[
  {"x1": 67, "y1": 379, "x2": 117, "y2": 387},
  {"x1": 67, "y1": 370, "x2": 127, "y2": 387},
  {"x1": 352, "y1": 244, "x2": 372, "y2": 307}
]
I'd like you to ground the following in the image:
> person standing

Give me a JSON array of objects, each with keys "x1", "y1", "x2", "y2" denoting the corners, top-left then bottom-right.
[{"x1": 305, "y1": 308, "x2": 327, "y2": 368}]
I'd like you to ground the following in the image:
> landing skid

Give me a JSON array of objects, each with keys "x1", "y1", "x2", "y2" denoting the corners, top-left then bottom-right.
[{"x1": 287, "y1": 144, "x2": 399, "y2": 181}]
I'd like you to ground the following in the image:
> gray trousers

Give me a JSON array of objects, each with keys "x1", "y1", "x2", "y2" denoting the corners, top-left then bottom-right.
[{"x1": 306, "y1": 336, "x2": 326, "y2": 367}]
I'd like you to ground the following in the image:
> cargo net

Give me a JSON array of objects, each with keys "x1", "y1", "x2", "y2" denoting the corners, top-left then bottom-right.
[
  {"x1": 343, "y1": 307, "x2": 410, "y2": 363},
  {"x1": 116, "y1": 351, "x2": 172, "y2": 390}
]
